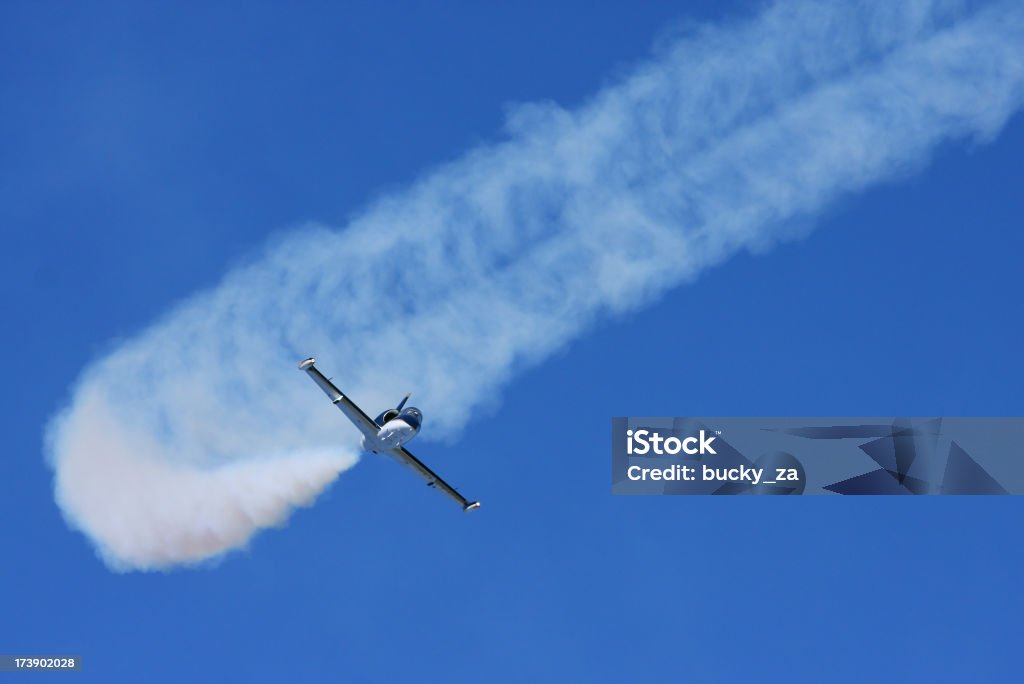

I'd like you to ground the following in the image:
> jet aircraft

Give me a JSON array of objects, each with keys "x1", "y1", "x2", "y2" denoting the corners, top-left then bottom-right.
[{"x1": 299, "y1": 357, "x2": 481, "y2": 511}]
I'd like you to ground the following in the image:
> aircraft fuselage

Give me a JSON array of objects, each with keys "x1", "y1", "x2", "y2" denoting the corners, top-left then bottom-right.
[
  {"x1": 362, "y1": 416, "x2": 418, "y2": 452},
  {"x1": 361, "y1": 405, "x2": 422, "y2": 452}
]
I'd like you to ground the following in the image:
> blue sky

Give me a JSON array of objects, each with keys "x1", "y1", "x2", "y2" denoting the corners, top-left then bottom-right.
[{"x1": 3, "y1": 1, "x2": 1023, "y2": 681}]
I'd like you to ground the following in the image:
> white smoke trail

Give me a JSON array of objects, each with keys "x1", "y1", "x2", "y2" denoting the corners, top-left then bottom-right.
[{"x1": 46, "y1": 0, "x2": 1024, "y2": 570}]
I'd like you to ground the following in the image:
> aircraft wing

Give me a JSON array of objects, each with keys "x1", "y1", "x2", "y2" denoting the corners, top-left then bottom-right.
[
  {"x1": 299, "y1": 359, "x2": 380, "y2": 438},
  {"x1": 387, "y1": 445, "x2": 481, "y2": 512}
]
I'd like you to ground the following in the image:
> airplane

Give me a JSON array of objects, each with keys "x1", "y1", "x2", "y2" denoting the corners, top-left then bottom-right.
[{"x1": 298, "y1": 357, "x2": 481, "y2": 512}]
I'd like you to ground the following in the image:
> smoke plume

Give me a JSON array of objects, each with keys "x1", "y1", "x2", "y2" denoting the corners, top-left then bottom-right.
[{"x1": 46, "y1": 0, "x2": 1024, "y2": 570}]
